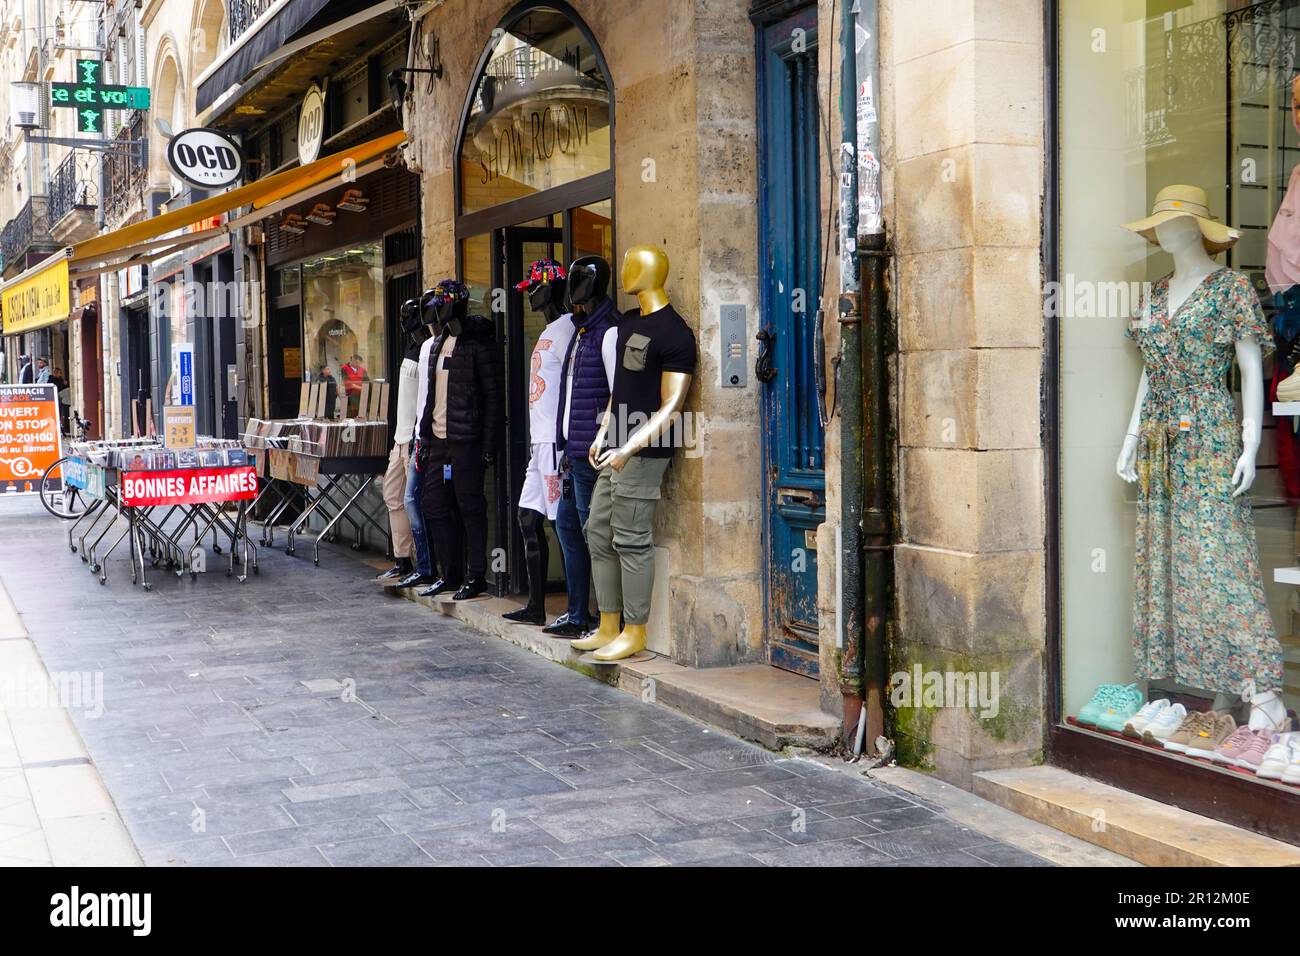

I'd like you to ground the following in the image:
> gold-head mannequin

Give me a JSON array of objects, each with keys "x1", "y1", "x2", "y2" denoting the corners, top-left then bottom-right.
[{"x1": 621, "y1": 245, "x2": 670, "y2": 314}]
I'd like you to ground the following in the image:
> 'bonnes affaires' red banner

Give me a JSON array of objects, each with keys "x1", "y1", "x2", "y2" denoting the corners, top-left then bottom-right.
[{"x1": 120, "y1": 466, "x2": 258, "y2": 507}]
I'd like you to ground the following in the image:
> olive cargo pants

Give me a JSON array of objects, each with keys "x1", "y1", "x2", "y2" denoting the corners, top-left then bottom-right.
[{"x1": 584, "y1": 456, "x2": 670, "y2": 626}]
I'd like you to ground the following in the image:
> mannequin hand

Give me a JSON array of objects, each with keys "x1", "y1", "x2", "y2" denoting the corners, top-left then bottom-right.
[
  {"x1": 1116, "y1": 434, "x2": 1138, "y2": 483},
  {"x1": 1230, "y1": 446, "x2": 1258, "y2": 498},
  {"x1": 596, "y1": 447, "x2": 630, "y2": 472}
]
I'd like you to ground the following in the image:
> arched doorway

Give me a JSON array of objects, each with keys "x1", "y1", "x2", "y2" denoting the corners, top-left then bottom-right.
[{"x1": 454, "y1": 3, "x2": 615, "y2": 597}]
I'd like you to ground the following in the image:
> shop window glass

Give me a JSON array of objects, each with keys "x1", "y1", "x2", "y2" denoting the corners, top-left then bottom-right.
[
  {"x1": 573, "y1": 199, "x2": 613, "y2": 261},
  {"x1": 1060, "y1": 1, "x2": 1298, "y2": 751},
  {"x1": 301, "y1": 243, "x2": 384, "y2": 417},
  {"x1": 461, "y1": 233, "x2": 494, "y2": 316},
  {"x1": 460, "y1": 5, "x2": 612, "y2": 214}
]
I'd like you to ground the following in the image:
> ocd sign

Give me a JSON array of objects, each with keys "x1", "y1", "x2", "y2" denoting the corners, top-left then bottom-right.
[{"x1": 166, "y1": 128, "x2": 243, "y2": 189}]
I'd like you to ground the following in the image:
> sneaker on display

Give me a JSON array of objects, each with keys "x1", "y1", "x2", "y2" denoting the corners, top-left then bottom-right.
[
  {"x1": 1141, "y1": 702, "x2": 1188, "y2": 746},
  {"x1": 1235, "y1": 730, "x2": 1275, "y2": 772},
  {"x1": 1211, "y1": 726, "x2": 1259, "y2": 765},
  {"x1": 1078, "y1": 683, "x2": 1139, "y2": 726},
  {"x1": 1163, "y1": 710, "x2": 1217, "y2": 754},
  {"x1": 1184, "y1": 712, "x2": 1237, "y2": 759},
  {"x1": 1281, "y1": 744, "x2": 1300, "y2": 785},
  {"x1": 1124, "y1": 698, "x2": 1170, "y2": 738},
  {"x1": 1257, "y1": 738, "x2": 1294, "y2": 780},
  {"x1": 1097, "y1": 686, "x2": 1146, "y2": 733}
]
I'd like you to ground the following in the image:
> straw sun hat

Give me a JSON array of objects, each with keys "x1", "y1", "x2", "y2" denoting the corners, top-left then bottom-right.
[{"x1": 1121, "y1": 184, "x2": 1240, "y2": 254}]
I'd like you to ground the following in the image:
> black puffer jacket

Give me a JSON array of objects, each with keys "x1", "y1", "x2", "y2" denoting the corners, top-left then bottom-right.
[{"x1": 418, "y1": 315, "x2": 502, "y2": 449}]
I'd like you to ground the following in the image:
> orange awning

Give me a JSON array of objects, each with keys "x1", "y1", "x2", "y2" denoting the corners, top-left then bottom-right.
[{"x1": 70, "y1": 130, "x2": 406, "y2": 264}]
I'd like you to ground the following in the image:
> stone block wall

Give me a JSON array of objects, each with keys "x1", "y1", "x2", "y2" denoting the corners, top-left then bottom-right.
[
  {"x1": 886, "y1": 0, "x2": 1047, "y2": 786},
  {"x1": 407, "y1": 0, "x2": 765, "y2": 668}
]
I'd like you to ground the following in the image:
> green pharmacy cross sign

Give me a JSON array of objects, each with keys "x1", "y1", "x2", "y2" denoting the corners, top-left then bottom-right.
[{"x1": 49, "y1": 60, "x2": 150, "y2": 134}]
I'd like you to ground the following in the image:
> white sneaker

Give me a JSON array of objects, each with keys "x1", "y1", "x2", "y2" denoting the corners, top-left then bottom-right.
[
  {"x1": 1256, "y1": 739, "x2": 1294, "y2": 780},
  {"x1": 1124, "y1": 698, "x2": 1170, "y2": 738},
  {"x1": 1141, "y1": 702, "x2": 1187, "y2": 745},
  {"x1": 1282, "y1": 744, "x2": 1300, "y2": 785}
]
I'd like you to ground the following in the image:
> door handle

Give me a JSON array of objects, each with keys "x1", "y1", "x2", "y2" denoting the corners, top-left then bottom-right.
[{"x1": 755, "y1": 329, "x2": 776, "y2": 383}]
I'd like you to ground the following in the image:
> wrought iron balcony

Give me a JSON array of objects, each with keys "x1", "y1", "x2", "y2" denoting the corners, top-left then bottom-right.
[
  {"x1": 102, "y1": 109, "x2": 148, "y2": 225},
  {"x1": 49, "y1": 150, "x2": 99, "y2": 225},
  {"x1": 0, "y1": 196, "x2": 57, "y2": 276},
  {"x1": 229, "y1": 0, "x2": 275, "y2": 46}
]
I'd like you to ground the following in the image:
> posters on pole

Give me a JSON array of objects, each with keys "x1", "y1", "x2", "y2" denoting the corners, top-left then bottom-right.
[{"x1": 0, "y1": 384, "x2": 61, "y2": 495}]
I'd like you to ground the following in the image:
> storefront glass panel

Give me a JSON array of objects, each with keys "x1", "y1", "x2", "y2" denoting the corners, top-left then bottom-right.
[
  {"x1": 573, "y1": 199, "x2": 613, "y2": 260},
  {"x1": 1060, "y1": 0, "x2": 1298, "y2": 765},
  {"x1": 301, "y1": 243, "x2": 384, "y2": 417},
  {"x1": 460, "y1": 5, "x2": 612, "y2": 213}
]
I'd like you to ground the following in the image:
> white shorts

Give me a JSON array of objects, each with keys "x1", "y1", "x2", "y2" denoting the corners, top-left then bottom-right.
[{"x1": 519, "y1": 441, "x2": 562, "y2": 520}]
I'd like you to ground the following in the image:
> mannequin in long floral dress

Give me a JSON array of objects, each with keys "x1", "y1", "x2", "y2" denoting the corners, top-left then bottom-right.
[{"x1": 1117, "y1": 195, "x2": 1287, "y2": 732}]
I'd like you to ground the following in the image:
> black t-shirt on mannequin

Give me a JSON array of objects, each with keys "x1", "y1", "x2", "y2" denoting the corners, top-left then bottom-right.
[{"x1": 606, "y1": 304, "x2": 696, "y2": 459}]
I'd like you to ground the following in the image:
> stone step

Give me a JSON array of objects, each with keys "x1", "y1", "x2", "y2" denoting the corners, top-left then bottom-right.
[
  {"x1": 973, "y1": 765, "x2": 1300, "y2": 866},
  {"x1": 617, "y1": 660, "x2": 839, "y2": 751}
]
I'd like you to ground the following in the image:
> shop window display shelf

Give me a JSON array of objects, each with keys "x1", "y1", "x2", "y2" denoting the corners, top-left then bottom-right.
[{"x1": 1060, "y1": 723, "x2": 1300, "y2": 790}]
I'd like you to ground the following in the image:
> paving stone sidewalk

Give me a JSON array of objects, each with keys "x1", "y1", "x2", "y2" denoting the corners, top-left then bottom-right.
[{"x1": 0, "y1": 496, "x2": 1051, "y2": 867}]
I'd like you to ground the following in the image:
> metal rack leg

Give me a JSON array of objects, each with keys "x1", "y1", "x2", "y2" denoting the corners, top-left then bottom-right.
[
  {"x1": 312, "y1": 474, "x2": 377, "y2": 565},
  {"x1": 68, "y1": 499, "x2": 103, "y2": 553}
]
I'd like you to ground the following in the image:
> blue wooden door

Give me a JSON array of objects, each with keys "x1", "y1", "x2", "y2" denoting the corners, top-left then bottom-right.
[{"x1": 757, "y1": 5, "x2": 825, "y2": 677}]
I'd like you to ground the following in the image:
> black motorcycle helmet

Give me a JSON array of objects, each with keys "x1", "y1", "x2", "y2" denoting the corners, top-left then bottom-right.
[
  {"x1": 419, "y1": 287, "x2": 441, "y2": 327},
  {"x1": 566, "y1": 255, "x2": 611, "y2": 312},
  {"x1": 400, "y1": 297, "x2": 423, "y2": 336}
]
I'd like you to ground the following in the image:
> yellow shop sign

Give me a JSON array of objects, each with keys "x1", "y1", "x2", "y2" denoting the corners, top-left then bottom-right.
[{"x1": 1, "y1": 255, "x2": 70, "y2": 335}]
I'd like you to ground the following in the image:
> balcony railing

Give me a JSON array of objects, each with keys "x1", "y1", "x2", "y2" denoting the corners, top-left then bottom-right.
[
  {"x1": 49, "y1": 150, "x2": 99, "y2": 226},
  {"x1": 102, "y1": 110, "x2": 148, "y2": 225},
  {"x1": 0, "y1": 196, "x2": 56, "y2": 272},
  {"x1": 228, "y1": 0, "x2": 275, "y2": 46}
]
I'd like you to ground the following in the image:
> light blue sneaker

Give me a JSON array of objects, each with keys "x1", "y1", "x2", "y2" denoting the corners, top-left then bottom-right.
[
  {"x1": 1077, "y1": 683, "x2": 1137, "y2": 726},
  {"x1": 1096, "y1": 685, "x2": 1145, "y2": 733}
]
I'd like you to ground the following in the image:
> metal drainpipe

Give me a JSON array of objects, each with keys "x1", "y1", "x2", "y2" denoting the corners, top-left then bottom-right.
[
  {"x1": 836, "y1": 0, "x2": 864, "y2": 747},
  {"x1": 837, "y1": 0, "x2": 890, "y2": 753}
]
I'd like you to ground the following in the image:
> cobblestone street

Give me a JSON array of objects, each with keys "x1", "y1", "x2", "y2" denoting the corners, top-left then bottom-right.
[{"x1": 0, "y1": 498, "x2": 1053, "y2": 866}]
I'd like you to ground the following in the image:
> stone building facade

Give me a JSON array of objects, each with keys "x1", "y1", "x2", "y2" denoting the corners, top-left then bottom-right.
[{"x1": 403, "y1": 0, "x2": 1050, "y2": 790}]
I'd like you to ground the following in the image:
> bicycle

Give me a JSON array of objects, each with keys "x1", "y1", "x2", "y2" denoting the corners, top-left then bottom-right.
[{"x1": 38, "y1": 411, "x2": 93, "y2": 520}]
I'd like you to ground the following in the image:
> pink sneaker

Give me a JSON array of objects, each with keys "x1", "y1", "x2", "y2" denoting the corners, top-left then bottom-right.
[
  {"x1": 1236, "y1": 731, "x2": 1276, "y2": 772},
  {"x1": 1212, "y1": 726, "x2": 1259, "y2": 765}
]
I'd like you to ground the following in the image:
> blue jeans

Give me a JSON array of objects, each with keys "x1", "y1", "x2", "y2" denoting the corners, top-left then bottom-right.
[
  {"x1": 403, "y1": 451, "x2": 433, "y2": 577},
  {"x1": 555, "y1": 455, "x2": 597, "y2": 626}
]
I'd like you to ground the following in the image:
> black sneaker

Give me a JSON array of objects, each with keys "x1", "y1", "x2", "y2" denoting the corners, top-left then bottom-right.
[
  {"x1": 452, "y1": 579, "x2": 488, "y2": 601},
  {"x1": 543, "y1": 616, "x2": 589, "y2": 637},
  {"x1": 391, "y1": 571, "x2": 433, "y2": 589},
  {"x1": 418, "y1": 578, "x2": 462, "y2": 598},
  {"x1": 375, "y1": 562, "x2": 411, "y2": 583},
  {"x1": 502, "y1": 605, "x2": 546, "y2": 625}
]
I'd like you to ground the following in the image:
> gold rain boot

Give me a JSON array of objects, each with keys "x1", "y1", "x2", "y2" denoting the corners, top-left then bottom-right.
[
  {"x1": 570, "y1": 611, "x2": 621, "y2": 651},
  {"x1": 594, "y1": 623, "x2": 646, "y2": 662}
]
